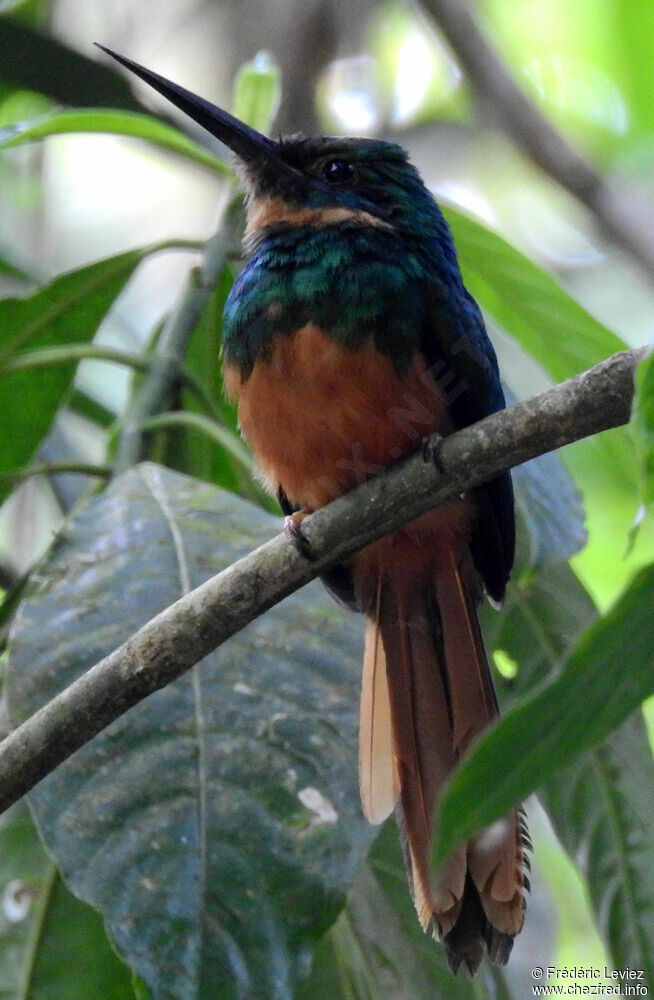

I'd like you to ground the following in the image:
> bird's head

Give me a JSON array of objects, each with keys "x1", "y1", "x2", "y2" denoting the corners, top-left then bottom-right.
[{"x1": 96, "y1": 46, "x2": 444, "y2": 245}]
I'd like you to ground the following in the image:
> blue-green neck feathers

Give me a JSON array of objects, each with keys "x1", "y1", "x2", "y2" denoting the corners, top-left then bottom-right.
[
  {"x1": 224, "y1": 222, "x2": 448, "y2": 375},
  {"x1": 223, "y1": 136, "x2": 468, "y2": 377}
]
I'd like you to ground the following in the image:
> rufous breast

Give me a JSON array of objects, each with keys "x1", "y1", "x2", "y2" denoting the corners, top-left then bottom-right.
[{"x1": 223, "y1": 323, "x2": 454, "y2": 511}]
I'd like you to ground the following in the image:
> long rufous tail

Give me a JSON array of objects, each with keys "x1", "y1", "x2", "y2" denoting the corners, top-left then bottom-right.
[{"x1": 356, "y1": 535, "x2": 528, "y2": 975}]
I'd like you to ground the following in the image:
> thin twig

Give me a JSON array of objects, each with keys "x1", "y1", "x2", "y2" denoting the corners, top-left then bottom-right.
[
  {"x1": 0, "y1": 345, "x2": 645, "y2": 815},
  {"x1": 0, "y1": 462, "x2": 113, "y2": 486},
  {"x1": 113, "y1": 196, "x2": 242, "y2": 473},
  {"x1": 419, "y1": 0, "x2": 654, "y2": 280}
]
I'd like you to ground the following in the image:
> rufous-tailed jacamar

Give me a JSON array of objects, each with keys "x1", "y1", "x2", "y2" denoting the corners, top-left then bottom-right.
[{"x1": 98, "y1": 45, "x2": 529, "y2": 975}]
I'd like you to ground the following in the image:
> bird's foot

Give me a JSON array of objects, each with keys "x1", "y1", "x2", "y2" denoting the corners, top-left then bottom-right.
[
  {"x1": 284, "y1": 510, "x2": 316, "y2": 561},
  {"x1": 422, "y1": 433, "x2": 446, "y2": 473}
]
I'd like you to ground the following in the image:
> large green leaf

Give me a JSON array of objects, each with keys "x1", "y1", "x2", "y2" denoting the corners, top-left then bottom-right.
[
  {"x1": 6, "y1": 464, "x2": 373, "y2": 1000},
  {"x1": 541, "y1": 715, "x2": 654, "y2": 987},
  {"x1": 488, "y1": 561, "x2": 654, "y2": 982},
  {"x1": 0, "y1": 250, "x2": 146, "y2": 356},
  {"x1": 434, "y1": 563, "x2": 654, "y2": 866},
  {"x1": 445, "y1": 205, "x2": 647, "y2": 603},
  {"x1": 0, "y1": 109, "x2": 228, "y2": 175},
  {"x1": 445, "y1": 207, "x2": 633, "y2": 496},
  {"x1": 0, "y1": 250, "x2": 144, "y2": 500},
  {"x1": 0, "y1": 801, "x2": 135, "y2": 1000},
  {"x1": 444, "y1": 208, "x2": 626, "y2": 383},
  {"x1": 440, "y1": 561, "x2": 654, "y2": 980}
]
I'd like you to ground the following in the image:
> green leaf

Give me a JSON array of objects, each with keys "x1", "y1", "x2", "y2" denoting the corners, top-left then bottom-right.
[
  {"x1": 141, "y1": 411, "x2": 269, "y2": 509},
  {"x1": 0, "y1": 109, "x2": 228, "y2": 176},
  {"x1": 541, "y1": 715, "x2": 654, "y2": 988},
  {"x1": 300, "y1": 822, "x2": 493, "y2": 1000},
  {"x1": 485, "y1": 562, "x2": 654, "y2": 984},
  {"x1": 0, "y1": 460, "x2": 112, "y2": 488},
  {"x1": 172, "y1": 268, "x2": 273, "y2": 508},
  {"x1": 511, "y1": 448, "x2": 587, "y2": 569},
  {"x1": 631, "y1": 348, "x2": 654, "y2": 513},
  {"x1": 0, "y1": 250, "x2": 145, "y2": 354},
  {"x1": 483, "y1": 563, "x2": 598, "y2": 703},
  {"x1": 0, "y1": 243, "x2": 35, "y2": 282},
  {"x1": 434, "y1": 562, "x2": 654, "y2": 869},
  {"x1": 1, "y1": 343, "x2": 151, "y2": 374},
  {"x1": 142, "y1": 411, "x2": 255, "y2": 476},
  {"x1": 173, "y1": 270, "x2": 243, "y2": 488},
  {"x1": 0, "y1": 18, "x2": 142, "y2": 111},
  {"x1": 445, "y1": 207, "x2": 646, "y2": 603},
  {"x1": 0, "y1": 801, "x2": 135, "y2": 1000},
  {"x1": 610, "y1": 2, "x2": 654, "y2": 144},
  {"x1": 444, "y1": 207, "x2": 626, "y2": 383},
  {"x1": 6, "y1": 464, "x2": 373, "y2": 1000},
  {"x1": 0, "y1": 250, "x2": 144, "y2": 502},
  {"x1": 500, "y1": 384, "x2": 587, "y2": 568},
  {"x1": 232, "y1": 53, "x2": 281, "y2": 134}
]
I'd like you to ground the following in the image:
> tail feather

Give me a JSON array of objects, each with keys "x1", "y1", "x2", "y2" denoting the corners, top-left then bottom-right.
[
  {"x1": 356, "y1": 535, "x2": 527, "y2": 973},
  {"x1": 467, "y1": 815, "x2": 525, "y2": 936},
  {"x1": 359, "y1": 605, "x2": 397, "y2": 824},
  {"x1": 435, "y1": 544, "x2": 526, "y2": 939},
  {"x1": 434, "y1": 544, "x2": 497, "y2": 753},
  {"x1": 377, "y1": 579, "x2": 466, "y2": 932}
]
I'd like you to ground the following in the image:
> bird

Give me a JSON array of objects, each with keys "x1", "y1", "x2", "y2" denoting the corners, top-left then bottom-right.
[{"x1": 97, "y1": 45, "x2": 529, "y2": 975}]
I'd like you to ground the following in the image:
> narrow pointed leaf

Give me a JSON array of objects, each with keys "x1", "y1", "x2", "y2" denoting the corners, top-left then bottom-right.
[
  {"x1": 0, "y1": 109, "x2": 228, "y2": 175},
  {"x1": 0, "y1": 250, "x2": 144, "y2": 501},
  {"x1": 142, "y1": 411, "x2": 255, "y2": 475},
  {"x1": 168, "y1": 271, "x2": 269, "y2": 506}
]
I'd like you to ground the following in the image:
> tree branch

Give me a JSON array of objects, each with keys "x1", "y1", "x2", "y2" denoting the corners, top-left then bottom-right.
[
  {"x1": 0, "y1": 346, "x2": 645, "y2": 815},
  {"x1": 419, "y1": 0, "x2": 654, "y2": 281}
]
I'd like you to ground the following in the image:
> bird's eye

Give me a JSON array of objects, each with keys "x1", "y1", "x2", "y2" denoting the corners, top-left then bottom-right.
[{"x1": 320, "y1": 158, "x2": 355, "y2": 184}]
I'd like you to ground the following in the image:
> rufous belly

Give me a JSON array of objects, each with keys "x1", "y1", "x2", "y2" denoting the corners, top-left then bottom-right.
[{"x1": 223, "y1": 323, "x2": 461, "y2": 514}]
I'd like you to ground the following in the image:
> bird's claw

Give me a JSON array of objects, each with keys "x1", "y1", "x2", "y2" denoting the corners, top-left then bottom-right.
[
  {"x1": 422, "y1": 433, "x2": 446, "y2": 473},
  {"x1": 284, "y1": 511, "x2": 316, "y2": 561}
]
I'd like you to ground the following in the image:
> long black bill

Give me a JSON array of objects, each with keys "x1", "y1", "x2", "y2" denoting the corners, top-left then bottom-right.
[{"x1": 94, "y1": 44, "x2": 283, "y2": 170}]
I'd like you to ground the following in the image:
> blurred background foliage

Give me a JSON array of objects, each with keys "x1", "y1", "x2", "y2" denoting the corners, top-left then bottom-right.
[{"x1": 0, "y1": 0, "x2": 653, "y2": 998}]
